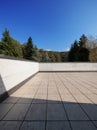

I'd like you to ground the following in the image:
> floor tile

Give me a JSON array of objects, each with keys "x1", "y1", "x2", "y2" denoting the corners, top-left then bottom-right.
[
  {"x1": 20, "y1": 121, "x2": 45, "y2": 130},
  {"x1": 3, "y1": 104, "x2": 30, "y2": 120},
  {"x1": 0, "y1": 121, "x2": 21, "y2": 130},
  {"x1": 71, "y1": 121, "x2": 97, "y2": 130},
  {"x1": 46, "y1": 121, "x2": 71, "y2": 130},
  {"x1": 47, "y1": 104, "x2": 67, "y2": 120},
  {"x1": 25, "y1": 104, "x2": 46, "y2": 120}
]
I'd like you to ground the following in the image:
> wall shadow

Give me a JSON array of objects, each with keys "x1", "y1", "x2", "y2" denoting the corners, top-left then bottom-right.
[
  {"x1": 0, "y1": 95, "x2": 97, "y2": 130},
  {"x1": 0, "y1": 75, "x2": 9, "y2": 103}
]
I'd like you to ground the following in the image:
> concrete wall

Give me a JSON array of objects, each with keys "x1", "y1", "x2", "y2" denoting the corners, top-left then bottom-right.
[
  {"x1": 39, "y1": 63, "x2": 97, "y2": 71},
  {"x1": 0, "y1": 58, "x2": 39, "y2": 95}
]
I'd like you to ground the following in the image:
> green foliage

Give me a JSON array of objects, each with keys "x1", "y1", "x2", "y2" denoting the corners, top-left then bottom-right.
[
  {"x1": 54, "y1": 52, "x2": 61, "y2": 62},
  {"x1": 79, "y1": 34, "x2": 87, "y2": 48},
  {"x1": 22, "y1": 37, "x2": 42, "y2": 61},
  {"x1": 42, "y1": 52, "x2": 50, "y2": 62},
  {"x1": 89, "y1": 47, "x2": 97, "y2": 62},
  {"x1": 60, "y1": 52, "x2": 68, "y2": 62},
  {"x1": 68, "y1": 35, "x2": 89, "y2": 62},
  {"x1": 79, "y1": 47, "x2": 89, "y2": 61},
  {"x1": 68, "y1": 41, "x2": 79, "y2": 61},
  {"x1": 1, "y1": 29, "x2": 93, "y2": 62},
  {"x1": 22, "y1": 37, "x2": 33, "y2": 60},
  {"x1": 0, "y1": 29, "x2": 69, "y2": 62},
  {"x1": 0, "y1": 29, "x2": 23, "y2": 57}
]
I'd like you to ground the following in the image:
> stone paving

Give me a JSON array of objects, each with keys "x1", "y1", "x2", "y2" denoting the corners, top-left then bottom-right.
[{"x1": 0, "y1": 72, "x2": 97, "y2": 130}]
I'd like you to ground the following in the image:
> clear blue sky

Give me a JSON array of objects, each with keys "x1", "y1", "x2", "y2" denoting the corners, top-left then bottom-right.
[{"x1": 0, "y1": 0, "x2": 97, "y2": 51}]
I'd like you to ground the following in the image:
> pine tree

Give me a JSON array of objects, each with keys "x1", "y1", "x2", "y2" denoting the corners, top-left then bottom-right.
[
  {"x1": 68, "y1": 40, "x2": 79, "y2": 61},
  {"x1": 0, "y1": 29, "x2": 23, "y2": 57},
  {"x1": 68, "y1": 36, "x2": 89, "y2": 62},
  {"x1": 24, "y1": 37, "x2": 34, "y2": 60},
  {"x1": 79, "y1": 34, "x2": 87, "y2": 48}
]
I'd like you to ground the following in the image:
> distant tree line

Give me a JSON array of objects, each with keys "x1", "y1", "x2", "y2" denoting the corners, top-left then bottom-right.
[
  {"x1": 0, "y1": 29, "x2": 97, "y2": 62},
  {"x1": 0, "y1": 29, "x2": 68, "y2": 62}
]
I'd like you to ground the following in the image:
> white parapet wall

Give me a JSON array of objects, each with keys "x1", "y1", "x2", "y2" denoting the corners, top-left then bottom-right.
[
  {"x1": 0, "y1": 58, "x2": 39, "y2": 96},
  {"x1": 39, "y1": 63, "x2": 97, "y2": 71}
]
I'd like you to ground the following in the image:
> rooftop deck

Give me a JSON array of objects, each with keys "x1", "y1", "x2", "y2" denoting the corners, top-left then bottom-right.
[{"x1": 0, "y1": 72, "x2": 97, "y2": 130}]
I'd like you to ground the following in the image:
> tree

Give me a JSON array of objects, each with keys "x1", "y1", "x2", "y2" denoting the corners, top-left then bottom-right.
[
  {"x1": 23, "y1": 37, "x2": 34, "y2": 60},
  {"x1": 79, "y1": 34, "x2": 89, "y2": 61},
  {"x1": 48, "y1": 51, "x2": 56, "y2": 62},
  {"x1": 42, "y1": 52, "x2": 50, "y2": 62},
  {"x1": 68, "y1": 37, "x2": 89, "y2": 62},
  {"x1": 79, "y1": 47, "x2": 89, "y2": 61},
  {"x1": 68, "y1": 40, "x2": 79, "y2": 61},
  {"x1": 54, "y1": 52, "x2": 61, "y2": 62},
  {"x1": 86, "y1": 35, "x2": 97, "y2": 49},
  {"x1": 0, "y1": 29, "x2": 23, "y2": 57},
  {"x1": 60, "y1": 52, "x2": 68, "y2": 62},
  {"x1": 22, "y1": 37, "x2": 41, "y2": 61},
  {"x1": 31, "y1": 47, "x2": 42, "y2": 61},
  {"x1": 79, "y1": 34, "x2": 87, "y2": 48}
]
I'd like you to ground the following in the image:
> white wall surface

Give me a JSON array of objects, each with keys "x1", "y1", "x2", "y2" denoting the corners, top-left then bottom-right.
[
  {"x1": 39, "y1": 63, "x2": 97, "y2": 71},
  {"x1": 0, "y1": 59, "x2": 39, "y2": 95}
]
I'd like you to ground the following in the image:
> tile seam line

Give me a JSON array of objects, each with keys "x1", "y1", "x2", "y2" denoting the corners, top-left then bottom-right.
[
  {"x1": 58, "y1": 73, "x2": 97, "y2": 129},
  {"x1": 54, "y1": 72, "x2": 72, "y2": 130},
  {"x1": 18, "y1": 79, "x2": 42, "y2": 130},
  {"x1": 45, "y1": 73, "x2": 49, "y2": 130},
  {"x1": 56, "y1": 73, "x2": 95, "y2": 129}
]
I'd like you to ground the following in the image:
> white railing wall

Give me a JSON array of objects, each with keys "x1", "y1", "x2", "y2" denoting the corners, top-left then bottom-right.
[
  {"x1": 39, "y1": 63, "x2": 97, "y2": 71},
  {"x1": 0, "y1": 58, "x2": 39, "y2": 95}
]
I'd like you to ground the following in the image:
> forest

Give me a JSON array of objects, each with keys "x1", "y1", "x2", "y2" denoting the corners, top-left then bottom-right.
[{"x1": 0, "y1": 29, "x2": 97, "y2": 62}]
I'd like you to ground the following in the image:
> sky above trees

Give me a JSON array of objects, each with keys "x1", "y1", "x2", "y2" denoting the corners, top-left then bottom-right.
[{"x1": 0, "y1": 0, "x2": 97, "y2": 51}]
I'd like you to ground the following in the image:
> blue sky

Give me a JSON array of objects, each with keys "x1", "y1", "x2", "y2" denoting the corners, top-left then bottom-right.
[{"x1": 0, "y1": 0, "x2": 97, "y2": 51}]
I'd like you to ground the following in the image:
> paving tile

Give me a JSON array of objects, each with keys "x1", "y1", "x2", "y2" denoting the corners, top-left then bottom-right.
[
  {"x1": 17, "y1": 98, "x2": 32, "y2": 104},
  {"x1": 68, "y1": 88, "x2": 82, "y2": 95},
  {"x1": 2, "y1": 96, "x2": 19, "y2": 104},
  {"x1": 58, "y1": 88, "x2": 70, "y2": 94},
  {"x1": 46, "y1": 121, "x2": 71, "y2": 130},
  {"x1": 86, "y1": 94, "x2": 97, "y2": 104},
  {"x1": 64, "y1": 103, "x2": 89, "y2": 120},
  {"x1": 37, "y1": 89, "x2": 47, "y2": 95},
  {"x1": 61, "y1": 94, "x2": 76, "y2": 103},
  {"x1": 3, "y1": 104, "x2": 30, "y2": 120},
  {"x1": 19, "y1": 94, "x2": 35, "y2": 98},
  {"x1": 20, "y1": 121, "x2": 45, "y2": 130},
  {"x1": 93, "y1": 121, "x2": 97, "y2": 127},
  {"x1": 80, "y1": 103, "x2": 97, "y2": 120},
  {"x1": 23, "y1": 91, "x2": 36, "y2": 95},
  {"x1": 25, "y1": 104, "x2": 46, "y2": 120},
  {"x1": 78, "y1": 87, "x2": 92, "y2": 94},
  {"x1": 32, "y1": 94, "x2": 47, "y2": 103},
  {"x1": 47, "y1": 104, "x2": 67, "y2": 120},
  {"x1": 71, "y1": 121, "x2": 97, "y2": 130},
  {"x1": 73, "y1": 94, "x2": 92, "y2": 104},
  {"x1": 0, "y1": 104, "x2": 13, "y2": 120},
  {"x1": 47, "y1": 94, "x2": 61, "y2": 103},
  {"x1": 0, "y1": 121, "x2": 22, "y2": 130},
  {"x1": 48, "y1": 88, "x2": 59, "y2": 95}
]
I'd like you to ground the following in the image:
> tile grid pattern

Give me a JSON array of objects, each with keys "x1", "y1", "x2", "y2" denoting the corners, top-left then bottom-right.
[{"x1": 0, "y1": 72, "x2": 97, "y2": 130}]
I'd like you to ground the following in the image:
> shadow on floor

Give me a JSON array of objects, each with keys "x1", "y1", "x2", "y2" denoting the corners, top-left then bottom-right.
[
  {"x1": 0, "y1": 75, "x2": 9, "y2": 102},
  {"x1": 0, "y1": 96, "x2": 97, "y2": 130}
]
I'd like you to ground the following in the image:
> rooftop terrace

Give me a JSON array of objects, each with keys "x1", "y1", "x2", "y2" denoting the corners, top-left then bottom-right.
[{"x1": 0, "y1": 72, "x2": 97, "y2": 130}]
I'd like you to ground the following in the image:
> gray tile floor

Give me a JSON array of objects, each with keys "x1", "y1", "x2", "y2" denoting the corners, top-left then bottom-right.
[{"x1": 0, "y1": 72, "x2": 97, "y2": 130}]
